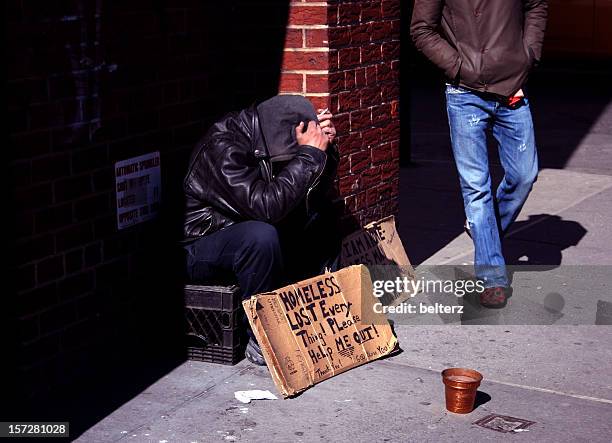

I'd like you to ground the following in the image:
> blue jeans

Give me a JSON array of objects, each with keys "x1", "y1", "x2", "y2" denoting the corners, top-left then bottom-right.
[{"x1": 445, "y1": 85, "x2": 538, "y2": 287}]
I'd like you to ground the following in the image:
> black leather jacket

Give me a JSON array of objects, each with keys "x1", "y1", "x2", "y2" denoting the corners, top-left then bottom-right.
[{"x1": 182, "y1": 105, "x2": 330, "y2": 243}]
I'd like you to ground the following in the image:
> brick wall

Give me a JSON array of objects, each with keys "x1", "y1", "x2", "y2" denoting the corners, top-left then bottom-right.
[
  {"x1": 8, "y1": 0, "x2": 400, "y2": 402},
  {"x1": 279, "y1": 0, "x2": 401, "y2": 229},
  {"x1": 8, "y1": 0, "x2": 291, "y2": 400}
]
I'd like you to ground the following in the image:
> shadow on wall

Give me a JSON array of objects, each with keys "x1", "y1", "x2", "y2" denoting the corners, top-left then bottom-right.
[{"x1": 8, "y1": 0, "x2": 290, "y2": 438}]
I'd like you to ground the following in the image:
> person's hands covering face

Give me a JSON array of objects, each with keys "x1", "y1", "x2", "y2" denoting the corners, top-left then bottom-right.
[{"x1": 295, "y1": 120, "x2": 328, "y2": 151}]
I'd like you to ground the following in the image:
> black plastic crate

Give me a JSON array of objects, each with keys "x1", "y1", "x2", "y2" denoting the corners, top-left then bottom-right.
[{"x1": 184, "y1": 284, "x2": 247, "y2": 365}]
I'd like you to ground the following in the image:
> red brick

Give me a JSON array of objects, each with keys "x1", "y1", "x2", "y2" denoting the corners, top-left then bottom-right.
[
  {"x1": 350, "y1": 24, "x2": 370, "y2": 45},
  {"x1": 381, "y1": 82, "x2": 400, "y2": 101},
  {"x1": 307, "y1": 96, "x2": 329, "y2": 111},
  {"x1": 362, "y1": 165, "x2": 382, "y2": 188},
  {"x1": 365, "y1": 65, "x2": 377, "y2": 85},
  {"x1": 328, "y1": 27, "x2": 351, "y2": 47},
  {"x1": 349, "y1": 150, "x2": 370, "y2": 173},
  {"x1": 338, "y1": 91, "x2": 360, "y2": 113},
  {"x1": 391, "y1": 60, "x2": 400, "y2": 80},
  {"x1": 361, "y1": 44, "x2": 382, "y2": 64},
  {"x1": 329, "y1": 72, "x2": 345, "y2": 91},
  {"x1": 382, "y1": 0, "x2": 400, "y2": 19},
  {"x1": 341, "y1": 131, "x2": 363, "y2": 154},
  {"x1": 360, "y1": 85, "x2": 381, "y2": 107},
  {"x1": 329, "y1": 94, "x2": 340, "y2": 114},
  {"x1": 391, "y1": 140, "x2": 400, "y2": 159},
  {"x1": 279, "y1": 73, "x2": 303, "y2": 93},
  {"x1": 372, "y1": 103, "x2": 392, "y2": 124},
  {"x1": 372, "y1": 143, "x2": 392, "y2": 164},
  {"x1": 333, "y1": 112, "x2": 350, "y2": 135},
  {"x1": 376, "y1": 62, "x2": 393, "y2": 82},
  {"x1": 381, "y1": 119, "x2": 400, "y2": 140},
  {"x1": 362, "y1": 127, "x2": 382, "y2": 147},
  {"x1": 361, "y1": 2, "x2": 382, "y2": 22},
  {"x1": 285, "y1": 29, "x2": 303, "y2": 48},
  {"x1": 382, "y1": 41, "x2": 400, "y2": 60},
  {"x1": 355, "y1": 68, "x2": 366, "y2": 86},
  {"x1": 345, "y1": 70, "x2": 356, "y2": 89},
  {"x1": 338, "y1": 47, "x2": 360, "y2": 68},
  {"x1": 282, "y1": 51, "x2": 328, "y2": 71},
  {"x1": 350, "y1": 108, "x2": 372, "y2": 130},
  {"x1": 390, "y1": 19, "x2": 400, "y2": 40},
  {"x1": 305, "y1": 74, "x2": 328, "y2": 94},
  {"x1": 305, "y1": 29, "x2": 328, "y2": 47},
  {"x1": 328, "y1": 49, "x2": 339, "y2": 71},
  {"x1": 381, "y1": 161, "x2": 399, "y2": 181},
  {"x1": 371, "y1": 21, "x2": 392, "y2": 41},
  {"x1": 339, "y1": 175, "x2": 361, "y2": 196},
  {"x1": 391, "y1": 100, "x2": 400, "y2": 118},
  {"x1": 337, "y1": 154, "x2": 350, "y2": 177},
  {"x1": 288, "y1": 5, "x2": 327, "y2": 26},
  {"x1": 338, "y1": 4, "x2": 360, "y2": 25},
  {"x1": 354, "y1": 192, "x2": 368, "y2": 211}
]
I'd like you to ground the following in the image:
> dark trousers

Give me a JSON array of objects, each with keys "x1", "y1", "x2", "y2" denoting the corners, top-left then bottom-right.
[
  {"x1": 184, "y1": 219, "x2": 340, "y2": 341},
  {"x1": 184, "y1": 221, "x2": 283, "y2": 299},
  {"x1": 184, "y1": 217, "x2": 341, "y2": 296}
]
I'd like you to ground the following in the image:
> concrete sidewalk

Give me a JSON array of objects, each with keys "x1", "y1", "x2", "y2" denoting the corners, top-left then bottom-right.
[
  {"x1": 76, "y1": 161, "x2": 612, "y2": 442},
  {"x1": 76, "y1": 69, "x2": 612, "y2": 442},
  {"x1": 77, "y1": 331, "x2": 612, "y2": 442}
]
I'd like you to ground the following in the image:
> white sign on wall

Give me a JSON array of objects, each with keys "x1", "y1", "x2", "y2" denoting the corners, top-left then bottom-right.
[{"x1": 115, "y1": 151, "x2": 161, "y2": 230}]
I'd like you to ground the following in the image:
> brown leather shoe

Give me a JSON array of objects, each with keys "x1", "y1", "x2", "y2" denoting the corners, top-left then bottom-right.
[{"x1": 479, "y1": 286, "x2": 508, "y2": 308}]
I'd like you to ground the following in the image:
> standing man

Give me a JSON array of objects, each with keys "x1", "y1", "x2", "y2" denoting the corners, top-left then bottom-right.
[{"x1": 411, "y1": 1, "x2": 547, "y2": 307}]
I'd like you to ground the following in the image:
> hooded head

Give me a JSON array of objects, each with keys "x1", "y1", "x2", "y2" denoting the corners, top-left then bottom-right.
[{"x1": 256, "y1": 95, "x2": 319, "y2": 163}]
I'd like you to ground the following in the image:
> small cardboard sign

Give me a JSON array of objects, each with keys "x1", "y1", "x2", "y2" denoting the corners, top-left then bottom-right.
[
  {"x1": 340, "y1": 215, "x2": 415, "y2": 306},
  {"x1": 340, "y1": 215, "x2": 412, "y2": 268},
  {"x1": 243, "y1": 265, "x2": 397, "y2": 398}
]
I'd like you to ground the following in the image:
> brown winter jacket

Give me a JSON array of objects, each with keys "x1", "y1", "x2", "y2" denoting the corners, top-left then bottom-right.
[{"x1": 411, "y1": 0, "x2": 548, "y2": 97}]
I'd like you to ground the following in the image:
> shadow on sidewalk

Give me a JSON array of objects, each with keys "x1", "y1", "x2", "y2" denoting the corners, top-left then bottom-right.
[{"x1": 505, "y1": 214, "x2": 588, "y2": 266}]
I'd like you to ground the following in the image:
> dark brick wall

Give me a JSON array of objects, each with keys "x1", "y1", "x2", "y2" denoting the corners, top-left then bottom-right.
[
  {"x1": 8, "y1": 0, "x2": 401, "y2": 403},
  {"x1": 8, "y1": 0, "x2": 290, "y2": 400}
]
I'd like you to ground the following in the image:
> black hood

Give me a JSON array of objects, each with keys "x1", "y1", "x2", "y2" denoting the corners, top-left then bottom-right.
[{"x1": 256, "y1": 95, "x2": 318, "y2": 163}]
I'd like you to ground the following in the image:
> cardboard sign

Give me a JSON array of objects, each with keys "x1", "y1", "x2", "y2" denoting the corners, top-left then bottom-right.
[
  {"x1": 243, "y1": 265, "x2": 398, "y2": 398},
  {"x1": 340, "y1": 215, "x2": 415, "y2": 307}
]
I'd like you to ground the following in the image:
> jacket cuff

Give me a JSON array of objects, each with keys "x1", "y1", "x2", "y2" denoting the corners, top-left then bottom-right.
[{"x1": 298, "y1": 144, "x2": 327, "y2": 163}]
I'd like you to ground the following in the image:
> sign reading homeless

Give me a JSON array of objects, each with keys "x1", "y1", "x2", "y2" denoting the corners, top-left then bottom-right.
[{"x1": 243, "y1": 265, "x2": 398, "y2": 398}]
